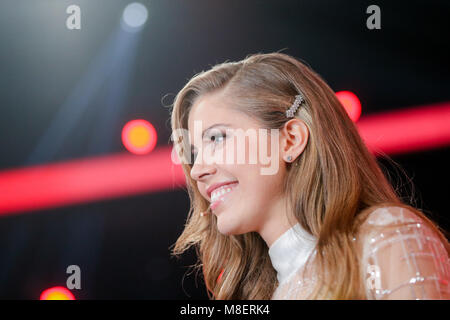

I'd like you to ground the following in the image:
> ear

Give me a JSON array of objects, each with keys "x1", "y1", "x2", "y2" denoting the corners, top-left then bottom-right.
[{"x1": 280, "y1": 119, "x2": 309, "y2": 162}]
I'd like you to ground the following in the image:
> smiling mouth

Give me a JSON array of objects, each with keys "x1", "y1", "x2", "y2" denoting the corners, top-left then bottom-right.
[{"x1": 210, "y1": 183, "x2": 239, "y2": 211}]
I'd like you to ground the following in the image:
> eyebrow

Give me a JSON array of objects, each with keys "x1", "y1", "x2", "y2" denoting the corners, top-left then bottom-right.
[{"x1": 190, "y1": 123, "x2": 231, "y2": 151}]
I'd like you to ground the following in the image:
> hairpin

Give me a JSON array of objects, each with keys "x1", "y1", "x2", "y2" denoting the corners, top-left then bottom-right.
[{"x1": 286, "y1": 93, "x2": 304, "y2": 118}]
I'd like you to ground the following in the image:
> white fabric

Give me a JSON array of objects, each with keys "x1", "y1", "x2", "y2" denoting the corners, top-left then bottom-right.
[
  {"x1": 359, "y1": 206, "x2": 450, "y2": 299},
  {"x1": 268, "y1": 222, "x2": 317, "y2": 285},
  {"x1": 269, "y1": 206, "x2": 450, "y2": 299}
]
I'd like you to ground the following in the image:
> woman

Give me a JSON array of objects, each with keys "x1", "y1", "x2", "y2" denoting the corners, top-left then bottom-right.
[{"x1": 169, "y1": 52, "x2": 450, "y2": 299}]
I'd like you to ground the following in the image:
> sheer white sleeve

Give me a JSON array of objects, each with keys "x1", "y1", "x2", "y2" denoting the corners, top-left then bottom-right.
[
  {"x1": 360, "y1": 206, "x2": 450, "y2": 300},
  {"x1": 270, "y1": 206, "x2": 450, "y2": 300}
]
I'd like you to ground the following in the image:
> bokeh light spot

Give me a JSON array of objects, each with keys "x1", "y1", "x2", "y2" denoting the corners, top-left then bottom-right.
[
  {"x1": 336, "y1": 90, "x2": 362, "y2": 122},
  {"x1": 122, "y1": 119, "x2": 157, "y2": 155},
  {"x1": 40, "y1": 286, "x2": 75, "y2": 300},
  {"x1": 122, "y1": 2, "x2": 148, "y2": 31}
]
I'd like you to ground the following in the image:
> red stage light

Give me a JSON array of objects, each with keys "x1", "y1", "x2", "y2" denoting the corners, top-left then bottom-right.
[
  {"x1": 122, "y1": 119, "x2": 157, "y2": 154},
  {"x1": 336, "y1": 91, "x2": 362, "y2": 122},
  {"x1": 0, "y1": 147, "x2": 186, "y2": 215},
  {"x1": 40, "y1": 286, "x2": 75, "y2": 300},
  {"x1": 0, "y1": 102, "x2": 449, "y2": 216}
]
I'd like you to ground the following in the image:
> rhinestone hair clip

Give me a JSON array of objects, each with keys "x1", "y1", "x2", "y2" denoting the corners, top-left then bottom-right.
[{"x1": 286, "y1": 93, "x2": 304, "y2": 118}]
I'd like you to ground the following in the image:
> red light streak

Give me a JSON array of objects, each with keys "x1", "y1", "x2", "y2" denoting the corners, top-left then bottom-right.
[{"x1": 0, "y1": 102, "x2": 449, "y2": 215}]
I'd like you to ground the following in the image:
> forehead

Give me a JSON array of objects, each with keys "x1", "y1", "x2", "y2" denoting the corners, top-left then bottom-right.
[
  {"x1": 187, "y1": 92, "x2": 231, "y2": 131},
  {"x1": 186, "y1": 92, "x2": 262, "y2": 144}
]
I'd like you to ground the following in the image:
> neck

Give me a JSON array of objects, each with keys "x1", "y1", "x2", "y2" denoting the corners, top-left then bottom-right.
[{"x1": 257, "y1": 195, "x2": 296, "y2": 248}]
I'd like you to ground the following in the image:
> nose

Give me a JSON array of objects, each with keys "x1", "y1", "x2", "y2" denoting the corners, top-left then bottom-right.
[{"x1": 190, "y1": 157, "x2": 216, "y2": 182}]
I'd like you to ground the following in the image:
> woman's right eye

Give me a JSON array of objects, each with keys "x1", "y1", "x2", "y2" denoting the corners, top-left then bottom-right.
[
  {"x1": 190, "y1": 131, "x2": 226, "y2": 163},
  {"x1": 208, "y1": 132, "x2": 226, "y2": 144}
]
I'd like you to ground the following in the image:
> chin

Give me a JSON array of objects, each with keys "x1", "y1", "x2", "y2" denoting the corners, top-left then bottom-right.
[
  {"x1": 216, "y1": 223, "x2": 235, "y2": 236},
  {"x1": 216, "y1": 217, "x2": 249, "y2": 237},
  {"x1": 216, "y1": 218, "x2": 239, "y2": 236}
]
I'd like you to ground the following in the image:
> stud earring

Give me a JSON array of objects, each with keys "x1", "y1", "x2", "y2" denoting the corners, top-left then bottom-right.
[{"x1": 286, "y1": 155, "x2": 292, "y2": 161}]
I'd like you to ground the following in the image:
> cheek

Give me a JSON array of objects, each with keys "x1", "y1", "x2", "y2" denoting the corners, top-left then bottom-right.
[{"x1": 242, "y1": 170, "x2": 282, "y2": 208}]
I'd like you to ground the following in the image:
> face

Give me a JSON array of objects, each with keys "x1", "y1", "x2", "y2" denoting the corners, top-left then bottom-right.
[{"x1": 187, "y1": 91, "x2": 289, "y2": 237}]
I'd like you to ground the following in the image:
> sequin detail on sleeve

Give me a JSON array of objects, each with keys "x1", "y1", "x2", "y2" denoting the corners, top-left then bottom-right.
[
  {"x1": 271, "y1": 250, "x2": 320, "y2": 300},
  {"x1": 360, "y1": 206, "x2": 450, "y2": 300}
]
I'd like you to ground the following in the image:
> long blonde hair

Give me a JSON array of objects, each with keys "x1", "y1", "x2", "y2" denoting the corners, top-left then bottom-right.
[{"x1": 168, "y1": 51, "x2": 450, "y2": 299}]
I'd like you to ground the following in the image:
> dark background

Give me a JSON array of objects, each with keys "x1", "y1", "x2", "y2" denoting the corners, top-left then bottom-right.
[{"x1": 0, "y1": 0, "x2": 448, "y2": 299}]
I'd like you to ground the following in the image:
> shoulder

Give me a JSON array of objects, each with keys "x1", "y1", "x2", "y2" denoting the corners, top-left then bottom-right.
[
  {"x1": 356, "y1": 205, "x2": 450, "y2": 299},
  {"x1": 356, "y1": 205, "x2": 439, "y2": 254},
  {"x1": 356, "y1": 205, "x2": 425, "y2": 241},
  {"x1": 361, "y1": 205, "x2": 422, "y2": 228}
]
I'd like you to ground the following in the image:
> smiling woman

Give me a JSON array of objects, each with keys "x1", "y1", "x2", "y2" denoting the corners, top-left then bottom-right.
[{"x1": 168, "y1": 52, "x2": 450, "y2": 300}]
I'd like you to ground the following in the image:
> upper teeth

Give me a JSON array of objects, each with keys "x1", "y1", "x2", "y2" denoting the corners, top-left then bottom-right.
[{"x1": 211, "y1": 184, "x2": 237, "y2": 202}]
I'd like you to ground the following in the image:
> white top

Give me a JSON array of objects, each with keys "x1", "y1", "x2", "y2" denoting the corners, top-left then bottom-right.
[
  {"x1": 268, "y1": 222, "x2": 317, "y2": 284},
  {"x1": 269, "y1": 206, "x2": 450, "y2": 300}
]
